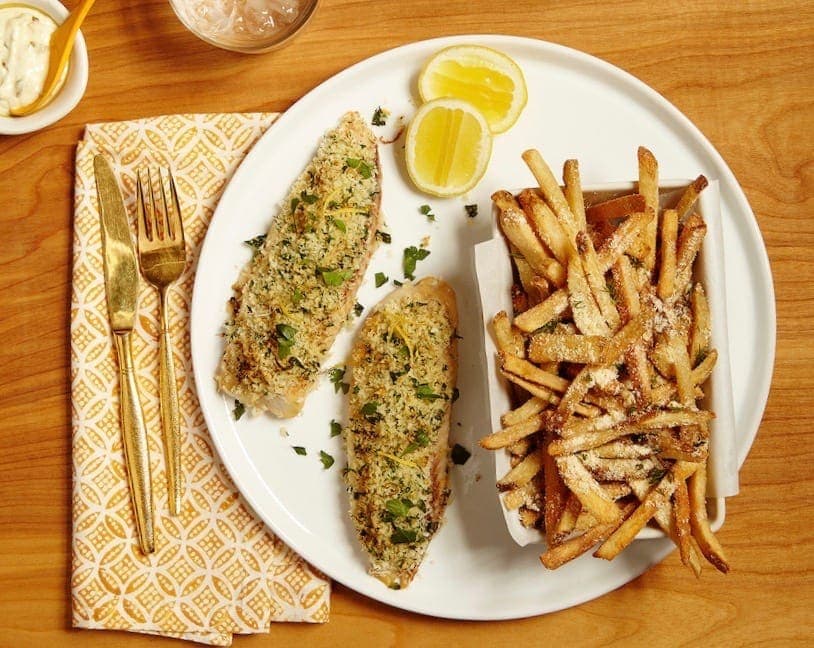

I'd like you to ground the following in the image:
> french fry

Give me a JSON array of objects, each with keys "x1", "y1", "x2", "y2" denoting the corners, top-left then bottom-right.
[
  {"x1": 518, "y1": 507, "x2": 542, "y2": 528},
  {"x1": 691, "y1": 348, "x2": 718, "y2": 385},
  {"x1": 592, "y1": 439, "x2": 655, "y2": 459},
  {"x1": 561, "y1": 413, "x2": 621, "y2": 439},
  {"x1": 497, "y1": 448, "x2": 546, "y2": 491},
  {"x1": 625, "y1": 343, "x2": 652, "y2": 405},
  {"x1": 635, "y1": 146, "x2": 659, "y2": 271},
  {"x1": 597, "y1": 209, "x2": 654, "y2": 272},
  {"x1": 540, "y1": 508, "x2": 632, "y2": 569},
  {"x1": 674, "y1": 175, "x2": 708, "y2": 222},
  {"x1": 674, "y1": 213, "x2": 707, "y2": 295},
  {"x1": 629, "y1": 479, "x2": 704, "y2": 576},
  {"x1": 500, "y1": 352, "x2": 571, "y2": 393},
  {"x1": 586, "y1": 193, "x2": 647, "y2": 223},
  {"x1": 548, "y1": 423, "x2": 635, "y2": 456},
  {"x1": 494, "y1": 191, "x2": 566, "y2": 286},
  {"x1": 514, "y1": 288, "x2": 570, "y2": 333},
  {"x1": 688, "y1": 463, "x2": 730, "y2": 573},
  {"x1": 673, "y1": 477, "x2": 693, "y2": 569},
  {"x1": 511, "y1": 283, "x2": 529, "y2": 314},
  {"x1": 508, "y1": 436, "x2": 534, "y2": 458},
  {"x1": 522, "y1": 149, "x2": 580, "y2": 243},
  {"x1": 568, "y1": 253, "x2": 610, "y2": 336},
  {"x1": 501, "y1": 396, "x2": 547, "y2": 427},
  {"x1": 503, "y1": 482, "x2": 537, "y2": 510},
  {"x1": 544, "y1": 432, "x2": 569, "y2": 545},
  {"x1": 657, "y1": 209, "x2": 679, "y2": 300},
  {"x1": 581, "y1": 455, "x2": 660, "y2": 481},
  {"x1": 518, "y1": 189, "x2": 573, "y2": 264},
  {"x1": 500, "y1": 370, "x2": 601, "y2": 419},
  {"x1": 602, "y1": 482, "x2": 633, "y2": 500},
  {"x1": 528, "y1": 332, "x2": 604, "y2": 364},
  {"x1": 512, "y1": 250, "x2": 545, "y2": 306},
  {"x1": 492, "y1": 311, "x2": 525, "y2": 358},
  {"x1": 480, "y1": 413, "x2": 546, "y2": 450},
  {"x1": 690, "y1": 283, "x2": 711, "y2": 368},
  {"x1": 668, "y1": 332, "x2": 694, "y2": 406},
  {"x1": 577, "y1": 231, "x2": 621, "y2": 331},
  {"x1": 611, "y1": 254, "x2": 641, "y2": 320},
  {"x1": 556, "y1": 455, "x2": 621, "y2": 524},
  {"x1": 563, "y1": 159, "x2": 587, "y2": 231},
  {"x1": 594, "y1": 461, "x2": 696, "y2": 560},
  {"x1": 600, "y1": 307, "x2": 652, "y2": 365},
  {"x1": 553, "y1": 492, "x2": 582, "y2": 540}
]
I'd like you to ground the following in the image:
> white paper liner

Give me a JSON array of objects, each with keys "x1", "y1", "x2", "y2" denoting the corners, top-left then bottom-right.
[{"x1": 475, "y1": 180, "x2": 737, "y2": 547}]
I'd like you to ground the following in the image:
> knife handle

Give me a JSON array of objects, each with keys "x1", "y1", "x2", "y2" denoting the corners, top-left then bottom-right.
[
  {"x1": 158, "y1": 288, "x2": 182, "y2": 516},
  {"x1": 113, "y1": 331, "x2": 155, "y2": 554}
]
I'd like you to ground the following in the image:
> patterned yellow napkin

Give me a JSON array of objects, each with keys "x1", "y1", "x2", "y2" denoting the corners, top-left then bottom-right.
[{"x1": 70, "y1": 113, "x2": 330, "y2": 646}]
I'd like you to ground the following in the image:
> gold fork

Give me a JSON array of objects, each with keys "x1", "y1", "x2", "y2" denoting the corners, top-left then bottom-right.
[{"x1": 136, "y1": 168, "x2": 186, "y2": 516}]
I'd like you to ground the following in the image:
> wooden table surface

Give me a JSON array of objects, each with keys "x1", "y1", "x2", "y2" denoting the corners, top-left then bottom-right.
[{"x1": 1, "y1": 0, "x2": 812, "y2": 645}]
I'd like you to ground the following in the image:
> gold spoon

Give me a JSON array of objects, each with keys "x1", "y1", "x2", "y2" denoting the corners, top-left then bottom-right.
[{"x1": 10, "y1": 0, "x2": 96, "y2": 117}]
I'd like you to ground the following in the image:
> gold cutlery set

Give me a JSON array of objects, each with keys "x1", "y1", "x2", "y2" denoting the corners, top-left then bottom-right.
[{"x1": 94, "y1": 155, "x2": 186, "y2": 554}]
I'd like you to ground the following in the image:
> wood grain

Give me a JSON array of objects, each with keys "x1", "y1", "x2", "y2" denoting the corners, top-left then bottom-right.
[{"x1": 1, "y1": 0, "x2": 812, "y2": 645}]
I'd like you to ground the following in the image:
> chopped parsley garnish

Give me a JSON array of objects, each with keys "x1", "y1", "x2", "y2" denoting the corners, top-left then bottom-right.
[
  {"x1": 275, "y1": 323, "x2": 297, "y2": 358},
  {"x1": 452, "y1": 388, "x2": 460, "y2": 403},
  {"x1": 419, "y1": 204, "x2": 436, "y2": 222},
  {"x1": 354, "y1": 302, "x2": 364, "y2": 317},
  {"x1": 375, "y1": 271, "x2": 388, "y2": 288},
  {"x1": 391, "y1": 527, "x2": 417, "y2": 544},
  {"x1": 290, "y1": 197, "x2": 300, "y2": 212},
  {"x1": 319, "y1": 450, "x2": 335, "y2": 469},
  {"x1": 534, "y1": 318, "x2": 559, "y2": 334},
  {"x1": 451, "y1": 443, "x2": 471, "y2": 465},
  {"x1": 385, "y1": 498, "x2": 413, "y2": 517},
  {"x1": 648, "y1": 467, "x2": 667, "y2": 484},
  {"x1": 321, "y1": 268, "x2": 352, "y2": 286},
  {"x1": 465, "y1": 204, "x2": 478, "y2": 218},
  {"x1": 361, "y1": 401, "x2": 381, "y2": 422},
  {"x1": 402, "y1": 430, "x2": 430, "y2": 455},
  {"x1": 300, "y1": 191, "x2": 318, "y2": 205},
  {"x1": 292, "y1": 288, "x2": 304, "y2": 306},
  {"x1": 393, "y1": 279, "x2": 404, "y2": 286},
  {"x1": 292, "y1": 446, "x2": 307, "y2": 456},
  {"x1": 415, "y1": 383, "x2": 442, "y2": 400},
  {"x1": 330, "y1": 420, "x2": 342, "y2": 438},
  {"x1": 403, "y1": 246, "x2": 431, "y2": 280},
  {"x1": 328, "y1": 366, "x2": 350, "y2": 394},
  {"x1": 233, "y1": 400, "x2": 245, "y2": 420},
  {"x1": 330, "y1": 217, "x2": 347, "y2": 233},
  {"x1": 346, "y1": 157, "x2": 373, "y2": 179},
  {"x1": 375, "y1": 230, "x2": 392, "y2": 244},
  {"x1": 372, "y1": 106, "x2": 389, "y2": 126},
  {"x1": 243, "y1": 234, "x2": 266, "y2": 253}
]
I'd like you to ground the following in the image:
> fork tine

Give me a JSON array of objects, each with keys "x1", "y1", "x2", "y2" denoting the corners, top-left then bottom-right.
[
  {"x1": 158, "y1": 168, "x2": 173, "y2": 240},
  {"x1": 136, "y1": 170, "x2": 150, "y2": 242},
  {"x1": 167, "y1": 168, "x2": 185, "y2": 244},
  {"x1": 147, "y1": 168, "x2": 160, "y2": 240}
]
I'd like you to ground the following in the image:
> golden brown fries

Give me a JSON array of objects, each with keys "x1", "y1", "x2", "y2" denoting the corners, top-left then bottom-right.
[{"x1": 485, "y1": 147, "x2": 727, "y2": 575}]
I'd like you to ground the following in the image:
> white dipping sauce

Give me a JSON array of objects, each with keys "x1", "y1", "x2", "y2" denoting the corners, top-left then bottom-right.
[{"x1": 0, "y1": 6, "x2": 56, "y2": 117}]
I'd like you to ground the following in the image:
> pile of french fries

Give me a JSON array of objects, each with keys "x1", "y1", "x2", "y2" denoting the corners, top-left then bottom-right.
[{"x1": 481, "y1": 147, "x2": 729, "y2": 575}]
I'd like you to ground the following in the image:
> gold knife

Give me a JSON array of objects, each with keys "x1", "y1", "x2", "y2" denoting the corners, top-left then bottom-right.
[{"x1": 94, "y1": 154, "x2": 155, "y2": 555}]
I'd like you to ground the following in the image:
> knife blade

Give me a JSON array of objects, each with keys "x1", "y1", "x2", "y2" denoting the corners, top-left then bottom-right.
[{"x1": 94, "y1": 154, "x2": 155, "y2": 554}]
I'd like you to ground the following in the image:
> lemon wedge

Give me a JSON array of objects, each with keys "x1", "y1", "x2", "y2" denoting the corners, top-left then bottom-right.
[
  {"x1": 405, "y1": 98, "x2": 492, "y2": 197},
  {"x1": 418, "y1": 44, "x2": 528, "y2": 134}
]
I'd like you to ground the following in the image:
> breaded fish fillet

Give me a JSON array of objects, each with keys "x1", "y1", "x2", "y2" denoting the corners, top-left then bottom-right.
[
  {"x1": 217, "y1": 112, "x2": 381, "y2": 417},
  {"x1": 344, "y1": 278, "x2": 458, "y2": 589}
]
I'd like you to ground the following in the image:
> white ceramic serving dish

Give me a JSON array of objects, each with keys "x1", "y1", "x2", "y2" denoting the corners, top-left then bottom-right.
[
  {"x1": 0, "y1": 0, "x2": 89, "y2": 136},
  {"x1": 476, "y1": 179, "x2": 737, "y2": 546}
]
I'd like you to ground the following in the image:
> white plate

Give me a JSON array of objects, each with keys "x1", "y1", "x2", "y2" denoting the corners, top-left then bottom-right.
[{"x1": 191, "y1": 35, "x2": 775, "y2": 620}]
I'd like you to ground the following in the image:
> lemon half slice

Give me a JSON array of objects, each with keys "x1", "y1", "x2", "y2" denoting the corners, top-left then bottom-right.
[
  {"x1": 405, "y1": 98, "x2": 492, "y2": 197},
  {"x1": 418, "y1": 44, "x2": 528, "y2": 134}
]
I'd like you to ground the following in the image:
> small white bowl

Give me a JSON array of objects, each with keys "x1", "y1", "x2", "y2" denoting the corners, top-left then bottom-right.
[{"x1": 0, "y1": 0, "x2": 89, "y2": 135}]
